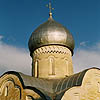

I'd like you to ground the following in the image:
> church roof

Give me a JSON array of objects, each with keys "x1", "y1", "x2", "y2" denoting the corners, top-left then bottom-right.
[{"x1": 1, "y1": 68, "x2": 94, "y2": 100}]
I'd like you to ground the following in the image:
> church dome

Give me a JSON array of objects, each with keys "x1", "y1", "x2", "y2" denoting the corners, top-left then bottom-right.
[{"x1": 28, "y1": 18, "x2": 75, "y2": 55}]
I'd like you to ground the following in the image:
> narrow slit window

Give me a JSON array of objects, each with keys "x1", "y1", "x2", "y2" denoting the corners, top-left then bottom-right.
[
  {"x1": 35, "y1": 60, "x2": 39, "y2": 78},
  {"x1": 98, "y1": 82, "x2": 100, "y2": 93},
  {"x1": 5, "y1": 86, "x2": 8, "y2": 96},
  {"x1": 74, "y1": 93, "x2": 80, "y2": 100},
  {"x1": 65, "y1": 59, "x2": 68, "y2": 76},
  {"x1": 49, "y1": 57, "x2": 55, "y2": 75}
]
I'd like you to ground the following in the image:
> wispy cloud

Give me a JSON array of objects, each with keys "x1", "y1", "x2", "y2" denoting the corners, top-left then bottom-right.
[
  {"x1": 0, "y1": 35, "x2": 3, "y2": 40},
  {"x1": 0, "y1": 36, "x2": 32, "y2": 76},
  {"x1": 92, "y1": 42, "x2": 100, "y2": 50},
  {"x1": 80, "y1": 41, "x2": 89, "y2": 47},
  {"x1": 73, "y1": 43, "x2": 100, "y2": 73},
  {"x1": 6, "y1": 36, "x2": 16, "y2": 42}
]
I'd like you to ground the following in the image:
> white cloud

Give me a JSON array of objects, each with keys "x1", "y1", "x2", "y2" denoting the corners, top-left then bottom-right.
[
  {"x1": 0, "y1": 35, "x2": 3, "y2": 40},
  {"x1": 0, "y1": 38, "x2": 32, "y2": 76},
  {"x1": 0, "y1": 35, "x2": 3, "y2": 44},
  {"x1": 73, "y1": 44, "x2": 100, "y2": 73},
  {"x1": 0, "y1": 36, "x2": 100, "y2": 76},
  {"x1": 93, "y1": 42, "x2": 100, "y2": 50},
  {"x1": 80, "y1": 41, "x2": 89, "y2": 47}
]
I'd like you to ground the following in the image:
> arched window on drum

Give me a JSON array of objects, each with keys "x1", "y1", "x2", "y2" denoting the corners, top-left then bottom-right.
[{"x1": 49, "y1": 57, "x2": 55, "y2": 75}]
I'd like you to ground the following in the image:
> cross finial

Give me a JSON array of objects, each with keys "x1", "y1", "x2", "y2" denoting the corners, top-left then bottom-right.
[{"x1": 46, "y1": 0, "x2": 54, "y2": 19}]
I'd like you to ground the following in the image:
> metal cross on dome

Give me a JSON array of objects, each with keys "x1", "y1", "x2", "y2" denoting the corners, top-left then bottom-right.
[{"x1": 46, "y1": 0, "x2": 54, "y2": 18}]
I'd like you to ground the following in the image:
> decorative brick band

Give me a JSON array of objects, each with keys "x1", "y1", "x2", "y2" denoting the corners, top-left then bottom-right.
[{"x1": 34, "y1": 45, "x2": 71, "y2": 55}]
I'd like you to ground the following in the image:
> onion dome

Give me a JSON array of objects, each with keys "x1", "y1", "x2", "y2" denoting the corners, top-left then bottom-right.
[{"x1": 28, "y1": 17, "x2": 75, "y2": 56}]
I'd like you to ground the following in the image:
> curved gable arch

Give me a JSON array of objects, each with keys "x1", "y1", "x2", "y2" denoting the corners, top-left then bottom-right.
[{"x1": 0, "y1": 71, "x2": 47, "y2": 100}]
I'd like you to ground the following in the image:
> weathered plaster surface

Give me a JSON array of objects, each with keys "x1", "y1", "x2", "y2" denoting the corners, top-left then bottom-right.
[
  {"x1": 0, "y1": 74, "x2": 43, "y2": 100},
  {"x1": 62, "y1": 69, "x2": 100, "y2": 100}
]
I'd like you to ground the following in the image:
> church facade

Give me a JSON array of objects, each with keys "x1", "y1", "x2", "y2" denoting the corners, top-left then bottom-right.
[{"x1": 0, "y1": 8, "x2": 100, "y2": 100}]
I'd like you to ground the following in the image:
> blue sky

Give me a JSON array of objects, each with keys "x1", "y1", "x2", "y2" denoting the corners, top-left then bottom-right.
[
  {"x1": 0, "y1": 0, "x2": 100, "y2": 49},
  {"x1": 0, "y1": 0, "x2": 100, "y2": 75}
]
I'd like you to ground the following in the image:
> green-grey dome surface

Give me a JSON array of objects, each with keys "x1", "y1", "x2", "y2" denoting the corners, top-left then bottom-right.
[{"x1": 28, "y1": 18, "x2": 75, "y2": 55}]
